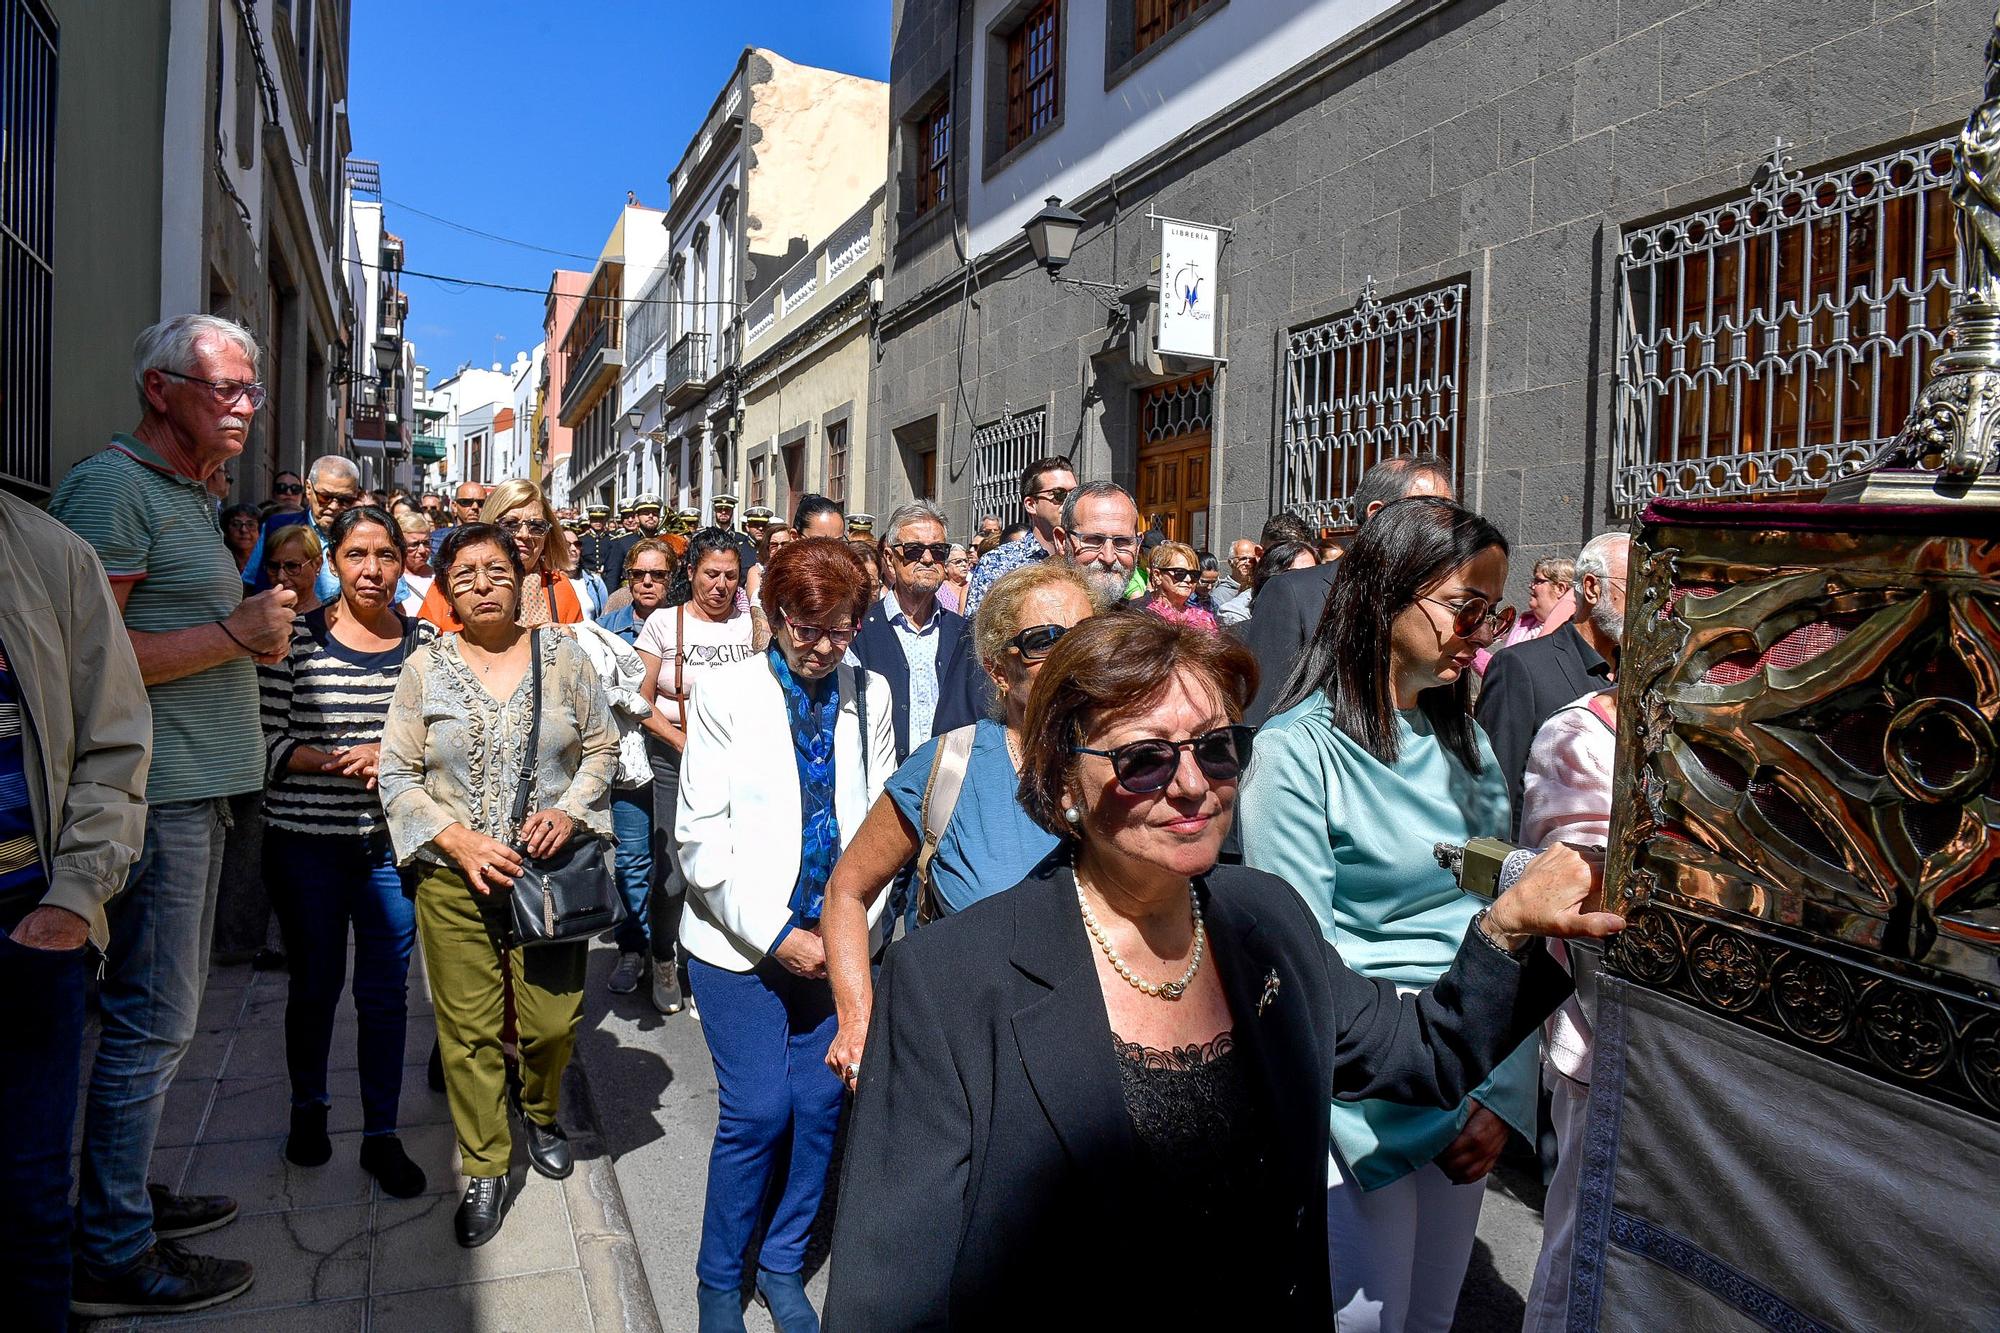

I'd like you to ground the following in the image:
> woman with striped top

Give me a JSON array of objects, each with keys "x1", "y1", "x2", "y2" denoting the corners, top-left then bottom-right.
[{"x1": 259, "y1": 506, "x2": 430, "y2": 1198}]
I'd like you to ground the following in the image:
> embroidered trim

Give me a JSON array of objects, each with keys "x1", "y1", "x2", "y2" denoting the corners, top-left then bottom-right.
[
  {"x1": 1566, "y1": 974, "x2": 1628, "y2": 1332},
  {"x1": 1607, "y1": 1211, "x2": 1836, "y2": 1333},
  {"x1": 1111, "y1": 1031, "x2": 1236, "y2": 1071}
]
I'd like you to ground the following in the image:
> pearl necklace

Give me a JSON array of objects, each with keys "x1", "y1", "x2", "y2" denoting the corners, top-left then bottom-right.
[{"x1": 1074, "y1": 870, "x2": 1205, "y2": 1001}]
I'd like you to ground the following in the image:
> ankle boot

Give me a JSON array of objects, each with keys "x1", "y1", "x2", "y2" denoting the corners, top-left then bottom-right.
[
  {"x1": 359, "y1": 1134, "x2": 427, "y2": 1198},
  {"x1": 754, "y1": 1267, "x2": 819, "y2": 1333},
  {"x1": 285, "y1": 1104, "x2": 331, "y2": 1167},
  {"x1": 696, "y1": 1281, "x2": 747, "y2": 1333}
]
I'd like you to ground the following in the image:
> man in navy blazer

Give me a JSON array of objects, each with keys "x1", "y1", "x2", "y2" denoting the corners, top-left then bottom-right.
[{"x1": 850, "y1": 501, "x2": 984, "y2": 764}]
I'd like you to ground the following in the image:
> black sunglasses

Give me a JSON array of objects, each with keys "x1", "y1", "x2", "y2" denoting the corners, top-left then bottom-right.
[
  {"x1": 1008, "y1": 623, "x2": 1070, "y2": 660},
  {"x1": 1156, "y1": 567, "x2": 1199, "y2": 584},
  {"x1": 273, "y1": 481, "x2": 304, "y2": 495},
  {"x1": 1074, "y1": 725, "x2": 1255, "y2": 795},
  {"x1": 894, "y1": 541, "x2": 952, "y2": 563}
]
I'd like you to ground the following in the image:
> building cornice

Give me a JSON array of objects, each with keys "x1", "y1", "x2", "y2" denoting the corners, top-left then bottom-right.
[{"x1": 740, "y1": 280, "x2": 876, "y2": 393}]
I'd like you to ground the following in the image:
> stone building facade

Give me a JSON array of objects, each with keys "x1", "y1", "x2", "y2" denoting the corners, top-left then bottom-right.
[{"x1": 867, "y1": 0, "x2": 1995, "y2": 590}]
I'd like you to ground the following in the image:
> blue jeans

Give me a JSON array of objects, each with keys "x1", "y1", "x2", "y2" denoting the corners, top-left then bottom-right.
[
  {"x1": 0, "y1": 905, "x2": 91, "y2": 1330},
  {"x1": 610, "y1": 786, "x2": 653, "y2": 956},
  {"x1": 687, "y1": 956, "x2": 844, "y2": 1289},
  {"x1": 77, "y1": 797, "x2": 228, "y2": 1275},
  {"x1": 266, "y1": 827, "x2": 416, "y2": 1136}
]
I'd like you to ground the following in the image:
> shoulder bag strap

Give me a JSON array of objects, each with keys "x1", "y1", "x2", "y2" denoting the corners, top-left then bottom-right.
[
  {"x1": 914, "y1": 724, "x2": 978, "y2": 923},
  {"x1": 851, "y1": 664, "x2": 869, "y2": 788},
  {"x1": 673, "y1": 603, "x2": 685, "y2": 701},
  {"x1": 509, "y1": 629, "x2": 545, "y2": 835}
]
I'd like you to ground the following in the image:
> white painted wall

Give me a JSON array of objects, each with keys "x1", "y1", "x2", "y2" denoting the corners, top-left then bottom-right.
[{"x1": 967, "y1": 0, "x2": 1399, "y2": 256}]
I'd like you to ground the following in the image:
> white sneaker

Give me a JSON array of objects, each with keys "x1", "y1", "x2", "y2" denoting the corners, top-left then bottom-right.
[{"x1": 607, "y1": 951, "x2": 645, "y2": 995}]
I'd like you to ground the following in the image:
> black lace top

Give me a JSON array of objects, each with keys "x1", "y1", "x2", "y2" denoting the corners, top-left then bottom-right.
[{"x1": 1112, "y1": 1031, "x2": 1285, "y2": 1283}]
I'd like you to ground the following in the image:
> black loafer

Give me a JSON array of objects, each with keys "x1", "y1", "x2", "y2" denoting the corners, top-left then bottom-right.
[
  {"x1": 453, "y1": 1176, "x2": 507, "y2": 1248},
  {"x1": 522, "y1": 1116, "x2": 572, "y2": 1179},
  {"x1": 147, "y1": 1184, "x2": 239, "y2": 1240}
]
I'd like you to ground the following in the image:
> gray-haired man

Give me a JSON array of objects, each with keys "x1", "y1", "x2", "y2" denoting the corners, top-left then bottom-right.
[
  {"x1": 50, "y1": 313, "x2": 292, "y2": 1316},
  {"x1": 851, "y1": 501, "x2": 984, "y2": 764}
]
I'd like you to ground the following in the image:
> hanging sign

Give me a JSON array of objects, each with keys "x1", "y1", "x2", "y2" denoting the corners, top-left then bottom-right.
[{"x1": 1157, "y1": 221, "x2": 1221, "y2": 359}]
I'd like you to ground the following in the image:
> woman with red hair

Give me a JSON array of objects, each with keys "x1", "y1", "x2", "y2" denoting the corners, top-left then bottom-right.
[{"x1": 674, "y1": 537, "x2": 895, "y2": 1333}]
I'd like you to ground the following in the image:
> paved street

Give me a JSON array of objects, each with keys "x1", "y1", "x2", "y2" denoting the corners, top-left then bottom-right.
[{"x1": 81, "y1": 936, "x2": 1545, "y2": 1332}]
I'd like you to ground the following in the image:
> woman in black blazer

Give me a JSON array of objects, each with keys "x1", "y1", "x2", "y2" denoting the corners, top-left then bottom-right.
[{"x1": 824, "y1": 613, "x2": 1620, "y2": 1330}]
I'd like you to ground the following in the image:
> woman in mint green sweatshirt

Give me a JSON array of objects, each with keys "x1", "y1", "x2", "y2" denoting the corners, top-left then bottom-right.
[{"x1": 1241, "y1": 497, "x2": 1529, "y2": 1333}]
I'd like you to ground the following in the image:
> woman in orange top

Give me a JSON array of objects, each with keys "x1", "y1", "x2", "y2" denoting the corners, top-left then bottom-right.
[{"x1": 417, "y1": 478, "x2": 584, "y2": 630}]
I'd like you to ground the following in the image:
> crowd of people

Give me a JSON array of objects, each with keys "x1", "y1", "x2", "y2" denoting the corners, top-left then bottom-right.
[{"x1": 3, "y1": 311, "x2": 1637, "y2": 1332}]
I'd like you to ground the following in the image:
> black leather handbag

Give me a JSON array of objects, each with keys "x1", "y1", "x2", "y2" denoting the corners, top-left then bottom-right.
[{"x1": 503, "y1": 630, "x2": 626, "y2": 947}]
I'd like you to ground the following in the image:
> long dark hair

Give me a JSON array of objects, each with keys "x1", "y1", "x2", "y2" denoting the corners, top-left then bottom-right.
[
  {"x1": 663, "y1": 527, "x2": 745, "y2": 608},
  {"x1": 1277, "y1": 497, "x2": 1507, "y2": 771}
]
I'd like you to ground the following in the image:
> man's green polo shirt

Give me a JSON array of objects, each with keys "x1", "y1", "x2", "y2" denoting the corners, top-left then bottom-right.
[{"x1": 50, "y1": 434, "x2": 263, "y2": 803}]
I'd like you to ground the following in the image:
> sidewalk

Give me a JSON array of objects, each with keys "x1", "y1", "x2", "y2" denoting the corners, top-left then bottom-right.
[{"x1": 80, "y1": 946, "x2": 662, "y2": 1333}]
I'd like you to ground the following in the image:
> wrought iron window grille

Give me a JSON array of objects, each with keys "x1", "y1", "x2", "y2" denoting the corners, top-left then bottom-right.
[
  {"x1": 1278, "y1": 278, "x2": 1468, "y2": 529},
  {"x1": 1614, "y1": 135, "x2": 1961, "y2": 508},
  {"x1": 971, "y1": 407, "x2": 1047, "y2": 522}
]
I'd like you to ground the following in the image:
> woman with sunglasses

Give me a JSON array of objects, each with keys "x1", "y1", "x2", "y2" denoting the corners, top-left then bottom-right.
[
  {"x1": 822, "y1": 563, "x2": 1098, "y2": 1089},
  {"x1": 415, "y1": 479, "x2": 585, "y2": 630},
  {"x1": 263, "y1": 523, "x2": 326, "y2": 617},
  {"x1": 1239, "y1": 496, "x2": 1536, "y2": 1333},
  {"x1": 675, "y1": 537, "x2": 895, "y2": 1333},
  {"x1": 824, "y1": 611, "x2": 1616, "y2": 1328},
  {"x1": 1137, "y1": 539, "x2": 1220, "y2": 632}
]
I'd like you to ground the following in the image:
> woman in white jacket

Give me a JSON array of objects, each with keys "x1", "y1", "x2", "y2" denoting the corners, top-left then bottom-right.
[{"x1": 675, "y1": 537, "x2": 894, "y2": 1333}]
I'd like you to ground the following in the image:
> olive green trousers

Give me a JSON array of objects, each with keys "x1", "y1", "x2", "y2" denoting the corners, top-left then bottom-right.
[{"x1": 414, "y1": 865, "x2": 587, "y2": 1176}]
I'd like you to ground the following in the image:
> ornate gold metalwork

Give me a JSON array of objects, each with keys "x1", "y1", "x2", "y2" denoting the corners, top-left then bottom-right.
[{"x1": 1605, "y1": 505, "x2": 2000, "y2": 1118}]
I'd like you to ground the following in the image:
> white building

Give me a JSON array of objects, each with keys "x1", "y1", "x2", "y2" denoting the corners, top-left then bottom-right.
[
  {"x1": 340, "y1": 159, "x2": 414, "y2": 492},
  {"x1": 557, "y1": 202, "x2": 671, "y2": 509},
  {"x1": 418, "y1": 362, "x2": 516, "y2": 491}
]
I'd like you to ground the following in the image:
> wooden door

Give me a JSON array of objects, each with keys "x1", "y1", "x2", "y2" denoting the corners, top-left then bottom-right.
[{"x1": 1136, "y1": 371, "x2": 1214, "y2": 546}]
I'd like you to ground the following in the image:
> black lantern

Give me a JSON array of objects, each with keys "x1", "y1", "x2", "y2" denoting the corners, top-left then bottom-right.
[
  {"x1": 626, "y1": 407, "x2": 645, "y2": 430},
  {"x1": 1024, "y1": 196, "x2": 1086, "y2": 275}
]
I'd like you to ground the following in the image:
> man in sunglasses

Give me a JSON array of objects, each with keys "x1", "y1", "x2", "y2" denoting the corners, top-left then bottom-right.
[
  {"x1": 850, "y1": 502, "x2": 985, "y2": 765},
  {"x1": 963, "y1": 455, "x2": 1077, "y2": 616},
  {"x1": 1475, "y1": 530, "x2": 1631, "y2": 838},
  {"x1": 603, "y1": 494, "x2": 665, "y2": 591},
  {"x1": 50, "y1": 313, "x2": 283, "y2": 1315}
]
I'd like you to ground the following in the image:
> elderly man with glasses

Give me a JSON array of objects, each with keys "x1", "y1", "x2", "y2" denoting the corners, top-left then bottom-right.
[
  {"x1": 1057, "y1": 481, "x2": 1144, "y2": 604},
  {"x1": 850, "y1": 502, "x2": 984, "y2": 767},
  {"x1": 50, "y1": 313, "x2": 302, "y2": 1317}
]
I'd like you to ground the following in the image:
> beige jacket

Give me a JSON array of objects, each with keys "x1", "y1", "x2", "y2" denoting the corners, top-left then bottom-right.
[{"x1": 0, "y1": 490, "x2": 152, "y2": 949}]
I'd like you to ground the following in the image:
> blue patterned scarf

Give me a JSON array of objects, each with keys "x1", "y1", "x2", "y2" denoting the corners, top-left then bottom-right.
[{"x1": 770, "y1": 645, "x2": 840, "y2": 925}]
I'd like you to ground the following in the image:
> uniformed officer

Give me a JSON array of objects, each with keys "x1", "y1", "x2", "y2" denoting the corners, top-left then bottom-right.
[
  {"x1": 605, "y1": 495, "x2": 664, "y2": 589},
  {"x1": 742, "y1": 505, "x2": 775, "y2": 541},
  {"x1": 576, "y1": 503, "x2": 615, "y2": 576},
  {"x1": 846, "y1": 512, "x2": 876, "y2": 540}
]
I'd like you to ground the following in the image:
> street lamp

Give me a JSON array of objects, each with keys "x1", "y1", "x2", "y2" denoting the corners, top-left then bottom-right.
[
  {"x1": 626, "y1": 407, "x2": 645, "y2": 431},
  {"x1": 1022, "y1": 195, "x2": 1127, "y2": 324},
  {"x1": 1024, "y1": 196, "x2": 1085, "y2": 275}
]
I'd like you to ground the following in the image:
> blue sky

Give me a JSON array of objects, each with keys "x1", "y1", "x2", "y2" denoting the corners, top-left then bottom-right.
[{"x1": 347, "y1": 0, "x2": 890, "y2": 379}]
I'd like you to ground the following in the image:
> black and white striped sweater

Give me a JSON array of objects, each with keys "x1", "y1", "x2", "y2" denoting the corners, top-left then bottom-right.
[{"x1": 258, "y1": 608, "x2": 430, "y2": 837}]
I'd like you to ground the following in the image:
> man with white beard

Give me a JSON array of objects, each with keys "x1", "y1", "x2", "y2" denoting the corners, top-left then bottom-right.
[
  {"x1": 1474, "y1": 530, "x2": 1631, "y2": 839},
  {"x1": 1057, "y1": 481, "x2": 1142, "y2": 604}
]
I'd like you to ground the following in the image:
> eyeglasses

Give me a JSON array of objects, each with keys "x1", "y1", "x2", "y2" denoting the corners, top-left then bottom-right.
[
  {"x1": 1529, "y1": 576, "x2": 1572, "y2": 590},
  {"x1": 1008, "y1": 623, "x2": 1071, "y2": 661},
  {"x1": 785, "y1": 619, "x2": 857, "y2": 648},
  {"x1": 453, "y1": 495, "x2": 483, "y2": 508},
  {"x1": 1421, "y1": 595, "x2": 1517, "y2": 644},
  {"x1": 498, "y1": 518, "x2": 552, "y2": 537},
  {"x1": 893, "y1": 541, "x2": 952, "y2": 564},
  {"x1": 1074, "y1": 725, "x2": 1256, "y2": 796},
  {"x1": 446, "y1": 563, "x2": 519, "y2": 592},
  {"x1": 628, "y1": 569, "x2": 672, "y2": 584},
  {"x1": 273, "y1": 481, "x2": 304, "y2": 495},
  {"x1": 313, "y1": 488, "x2": 362, "y2": 510},
  {"x1": 1156, "y1": 567, "x2": 1199, "y2": 584},
  {"x1": 156, "y1": 369, "x2": 267, "y2": 410},
  {"x1": 1027, "y1": 485, "x2": 1073, "y2": 507},
  {"x1": 265, "y1": 558, "x2": 316, "y2": 578},
  {"x1": 1068, "y1": 532, "x2": 1138, "y2": 555}
]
